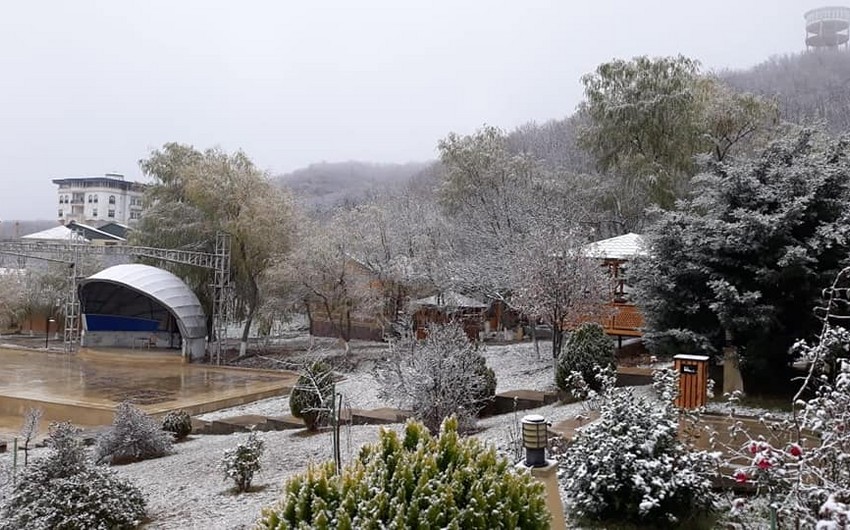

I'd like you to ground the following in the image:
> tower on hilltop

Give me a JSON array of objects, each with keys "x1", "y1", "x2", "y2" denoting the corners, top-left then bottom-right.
[{"x1": 805, "y1": 6, "x2": 850, "y2": 51}]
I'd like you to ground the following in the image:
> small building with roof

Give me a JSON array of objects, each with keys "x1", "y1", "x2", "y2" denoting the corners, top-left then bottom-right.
[
  {"x1": 20, "y1": 220, "x2": 126, "y2": 245},
  {"x1": 580, "y1": 232, "x2": 648, "y2": 338},
  {"x1": 410, "y1": 291, "x2": 488, "y2": 340},
  {"x1": 77, "y1": 264, "x2": 207, "y2": 360}
]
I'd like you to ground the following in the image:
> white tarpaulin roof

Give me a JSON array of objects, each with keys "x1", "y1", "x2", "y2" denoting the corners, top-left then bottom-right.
[
  {"x1": 78, "y1": 264, "x2": 207, "y2": 339},
  {"x1": 411, "y1": 291, "x2": 488, "y2": 309},
  {"x1": 22, "y1": 225, "x2": 89, "y2": 242},
  {"x1": 582, "y1": 232, "x2": 647, "y2": 261}
]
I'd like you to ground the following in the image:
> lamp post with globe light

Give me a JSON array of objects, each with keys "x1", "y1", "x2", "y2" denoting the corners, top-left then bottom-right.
[{"x1": 45, "y1": 317, "x2": 56, "y2": 349}]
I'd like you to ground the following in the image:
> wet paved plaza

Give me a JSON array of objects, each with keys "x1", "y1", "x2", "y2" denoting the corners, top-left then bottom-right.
[{"x1": 0, "y1": 347, "x2": 297, "y2": 437}]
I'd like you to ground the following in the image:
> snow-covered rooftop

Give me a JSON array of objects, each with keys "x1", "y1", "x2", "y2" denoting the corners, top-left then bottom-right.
[
  {"x1": 21, "y1": 225, "x2": 89, "y2": 242},
  {"x1": 411, "y1": 291, "x2": 488, "y2": 309},
  {"x1": 582, "y1": 232, "x2": 647, "y2": 261}
]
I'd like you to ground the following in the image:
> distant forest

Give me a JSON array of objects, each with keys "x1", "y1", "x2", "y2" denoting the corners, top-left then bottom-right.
[{"x1": 276, "y1": 50, "x2": 850, "y2": 209}]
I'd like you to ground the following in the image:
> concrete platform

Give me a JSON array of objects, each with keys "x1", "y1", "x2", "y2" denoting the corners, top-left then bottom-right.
[{"x1": 0, "y1": 347, "x2": 298, "y2": 439}]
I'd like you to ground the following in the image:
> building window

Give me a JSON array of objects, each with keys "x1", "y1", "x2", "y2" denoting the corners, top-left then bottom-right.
[
  {"x1": 94, "y1": 196, "x2": 98, "y2": 203},
  {"x1": 92, "y1": 209, "x2": 98, "y2": 217},
  {"x1": 87, "y1": 195, "x2": 92, "y2": 203},
  {"x1": 58, "y1": 210, "x2": 63, "y2": 218},
  {"x1": 108, "y1": 210, "x2": 115, "y2": 218},
  {"x1": 109, "y1": 195, "x2": 116, "y2": 205}
]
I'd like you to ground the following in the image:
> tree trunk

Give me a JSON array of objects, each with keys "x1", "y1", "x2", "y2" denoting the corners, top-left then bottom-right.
[
  {"x1": 239, "y1": 306, "x2": 255, "y2": 357},
  {"x1": 552, "y1": 326, "x2": 563, "y2": 359},
  {"x1": 531, "y1": 322, "x2": 540, "y2": 359},
  {"x1": 303, "y1": 298, "x2": 314, "y2": 336}
]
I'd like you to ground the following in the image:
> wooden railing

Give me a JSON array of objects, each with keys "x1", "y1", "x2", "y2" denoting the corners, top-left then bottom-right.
[{"x1": 568, "y1": 303, "x2": 644, "y2": 337}]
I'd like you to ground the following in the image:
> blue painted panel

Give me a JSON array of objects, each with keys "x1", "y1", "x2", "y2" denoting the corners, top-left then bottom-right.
[{"x1": 85, "y1": 314, "x2": 160, "y2": 332}]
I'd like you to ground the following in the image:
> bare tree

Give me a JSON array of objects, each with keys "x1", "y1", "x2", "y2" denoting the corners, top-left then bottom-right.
[
  {"x1": 509, "y1": 226, "x2": 611, "y2": 358},
  {"x1": 375, "y1": 322, "x2": 495, "y2": 433},
  {"x1": 19, "y1": 407, "x2": 43, "y2": 466}
]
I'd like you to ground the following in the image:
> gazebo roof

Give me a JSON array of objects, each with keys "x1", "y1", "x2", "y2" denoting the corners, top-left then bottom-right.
[
  {"x1": 582, "y1": 232, "x2": 647, "y2": 261},
  {"x1": 411, "y1": 291, "x2": 488, "y2": 309}
]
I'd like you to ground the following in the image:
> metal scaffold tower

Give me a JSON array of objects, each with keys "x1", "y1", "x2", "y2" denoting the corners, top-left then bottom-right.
[
  {"x1": 211, "y1": 232, "x2": 233, "y2": 365},
  {"x1": 0, "y1": 233, "x2": 233, "y2": 362},
  {"x1": 63, "y1": 241, "x2": 81, "y2": 353}
]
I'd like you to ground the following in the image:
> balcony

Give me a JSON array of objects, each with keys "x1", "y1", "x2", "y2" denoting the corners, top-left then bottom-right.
[{"x1": 567, "y1": 302, "x2": 644, "y2": 337}]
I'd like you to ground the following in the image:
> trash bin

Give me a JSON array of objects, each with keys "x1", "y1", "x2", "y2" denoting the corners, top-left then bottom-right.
[{"x1": 673, "y1": 354, "x2": 710, "y2": 409}]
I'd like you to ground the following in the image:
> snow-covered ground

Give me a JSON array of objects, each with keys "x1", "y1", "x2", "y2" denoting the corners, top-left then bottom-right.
[{"x1": 0, "y1": 340, "x2": 629, "y2": 529}]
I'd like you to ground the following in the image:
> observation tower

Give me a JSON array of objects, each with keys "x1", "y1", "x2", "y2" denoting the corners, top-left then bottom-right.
[{"x1": 805, "y1": 6, "x2": 850, "y2": 50}]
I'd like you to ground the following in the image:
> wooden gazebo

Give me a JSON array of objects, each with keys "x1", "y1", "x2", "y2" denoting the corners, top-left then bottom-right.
[{"x1": 581, "y1": 232, "x2": 647, "y2": 338}]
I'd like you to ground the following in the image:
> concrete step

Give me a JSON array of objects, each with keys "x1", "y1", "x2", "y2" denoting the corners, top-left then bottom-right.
[
  {"x1": 264, "y1": 414, "x2": 306, "y2": 430},
  {"x1": 205, "y1": 414, "x2": 274, "y2": 435}
]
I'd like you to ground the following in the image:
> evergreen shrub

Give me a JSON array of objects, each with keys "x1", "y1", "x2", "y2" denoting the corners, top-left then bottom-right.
[
  {"x1": 220, "y1": 431, "x2": 265, "y2": 493},
  {"x1": 289, "y1": 361, "x2": 334, "y2": 430},
  {"x1": 559, "y1": 368, "x2": 718, "y2": 527},
  {"x1": 0, "y1": 422, "x2": 146, "y2": 530},
  {"x1": 257, "y1": 417, "x2": 550, "y2": 530},
  {"x1": 161, "y1": 410, "x2": 193, "y2": 441},
  {"x1": 556, "y1": 322, "x2": 615, "y2": 392}
]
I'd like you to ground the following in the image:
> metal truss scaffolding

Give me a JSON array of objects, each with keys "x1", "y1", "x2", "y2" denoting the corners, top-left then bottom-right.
[{"x1": 0, "y1": 233, "x2": 232, "y2": 362}]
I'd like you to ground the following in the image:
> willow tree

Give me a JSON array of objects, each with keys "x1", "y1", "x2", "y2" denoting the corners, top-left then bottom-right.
[
  {"x1": 134, "y1": 143, "x2": 295, "y2": 357},
  {"x1": 579, "y1": 55, "x2": 778, "y2": 211}
]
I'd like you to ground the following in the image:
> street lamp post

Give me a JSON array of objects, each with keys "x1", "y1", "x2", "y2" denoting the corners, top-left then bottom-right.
[{"x1": 45, "y1": 317, "x2": 56, "y2": 350}]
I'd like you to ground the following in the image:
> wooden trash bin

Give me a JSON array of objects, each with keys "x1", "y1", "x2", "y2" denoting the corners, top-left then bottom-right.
[{"x1": 673, "y1": 354, "x2": 710, "y2": 409}]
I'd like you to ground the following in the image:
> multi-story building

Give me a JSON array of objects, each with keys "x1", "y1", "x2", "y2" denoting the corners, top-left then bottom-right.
[{"x1": 53, "y1": 173, "x2": 146, "y2": 226}]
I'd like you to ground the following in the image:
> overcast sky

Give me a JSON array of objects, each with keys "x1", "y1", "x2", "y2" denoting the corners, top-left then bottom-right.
[{"x1": 0, "y1": 0, "x2": 833, "y2": 220}]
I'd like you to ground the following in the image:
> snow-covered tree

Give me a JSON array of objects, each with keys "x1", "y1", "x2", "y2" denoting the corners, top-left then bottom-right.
[
  {"x1": 510, "y1": 226, "x2": 611, "y2": 358},
  {"x1": 632, "y1": 128, "x2": 850, "y2": 391},
  {"x1": 19, "y1": 407, "x2": 42, "y2": 467},
  {"x1": 135, "y1": 143, "x2": 296, "y2": 356},
  {"x1": 0, "y1": 422, "x2": 146, "y2": 530},
  {"x1": 375, "y1": 322, "x2": 495, "y2": 433},
  {"x1": 220, "y1": 431, "x2": 265, "y2": 493},
  {"x1": 95, "y1": 401, "x2": 173, "y2": 465},
  {"x1": 579, "y1": 55, "x2": 777, "y2": 210},
  {"x1": 284, "y1": 216, "x2": 379, "y2": 352}
]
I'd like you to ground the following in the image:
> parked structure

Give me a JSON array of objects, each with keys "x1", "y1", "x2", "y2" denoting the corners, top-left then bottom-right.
[{"x1": 53, "y1": 173, "x2": 146, "y2": 226}]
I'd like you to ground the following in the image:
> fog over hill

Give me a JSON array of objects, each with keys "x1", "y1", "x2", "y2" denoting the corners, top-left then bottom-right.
[
  {"x1": 722, "y1": 50, "x2": 850, "y2": 134},
  {"x1": 0, "y1": 220, "x2": 57, "y2": 239},
  {"x1": 275, "y1": 160, "x2": 432, "y2": 209}
]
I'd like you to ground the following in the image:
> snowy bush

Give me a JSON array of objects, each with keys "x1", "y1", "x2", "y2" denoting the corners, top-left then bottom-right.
[
  {"x1": 220, "y1": 431, "x2": 265, "y2": 493},
  {"x1": 95, "y1": 401, "x2": 173, "y2": 464},
  {"x1": 0, "y1": 421, "x2": 146, "y2": 530},
  {"x1": 161, "y1": 410, "x2": 193, "y2": 440},
  {"x1": 289, "y1": 361, "x2": 334, "y2": 430},
  {"x1": 555, "y1": 322, "x2": 614, "y2": 392},
  {"x1": 559, "y1": 367, "x2": 719, "y2": 526},
  {"x1": 376, "y1": 322, "x2": 495, "y2": 433},
  {"x1": 256, "y1": 416, "x2": 550, "y2": 530}
]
